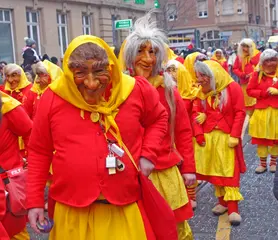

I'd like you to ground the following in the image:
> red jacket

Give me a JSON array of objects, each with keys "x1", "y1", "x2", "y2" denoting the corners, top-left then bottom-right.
[
  {"x1": 26, "y1": 77, "x2": 168, "y2": 209},
  {"x1": 0, "y1": 106, "x2": 32, "y2": 237},
  {"x1": 156, "y1": 87, "x2": 195, "y2": 173},
  {"x1": 233, "y1": 53, "x2": 261, "y2": 85},
  {"x1": 183, "y1": 99, "x2": 192, "y2": 114},
  {"x1": 2, "y1": 84, "x2": 32, "y2": 104},
  {"x1": 192, "y1": 82, "x2": 246, "y2": 173},
  {"x1": 247, "y1": 72, "x2": 278, "y2": 109},
  {"x1": 24, "y1": 90, "x2": 39, "y2": 119}
]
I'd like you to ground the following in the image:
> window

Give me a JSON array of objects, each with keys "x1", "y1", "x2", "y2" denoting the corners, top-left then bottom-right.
[
  {"x1": 26, "y1": 10, "x2": 41, "y2": 55},
  {"x1": 82, "y1": 14, "x2": 91, "y2": 35},
  {"x1": 0, "y1": 9, "x2": 14, "y2": 63},
  {"x1": 222, "y1": 0, "x2": 234, "y2": 15},
  {"x1": 57, "y1": 12, "x2": 68, "y2": 57},
  {"x1": 167, "y1": 3, "x2": 177, "y2": 21},
  {"x1": 197, "y1": 0, "x2": 208, "y2": 18}
]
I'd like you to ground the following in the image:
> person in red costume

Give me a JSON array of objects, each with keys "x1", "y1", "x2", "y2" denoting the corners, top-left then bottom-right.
[
  {"x1": 24, "y1": 60, "x2": 63, "y2": 119},
  {"x1": 192, "y1": 60, "x2": 246, "y2": 226},
  {"x1": 211, "y1": 49, "x2": 229, "y2": 72},
  {"x1": 233, "y1": 38, "x2": 261, "y2": 138},
  {"x1": 0, "y1": 91, "x2": 32, "y2": 239},
  {"x1": 121, "y1": 14, "x2": 196, "y2": 239},
  {"x1": 27, "y1": 35, "x2": 169, "y2": 240},
  {"x1": 247, "y1": 49, "x2": 278, "y2": 174}
]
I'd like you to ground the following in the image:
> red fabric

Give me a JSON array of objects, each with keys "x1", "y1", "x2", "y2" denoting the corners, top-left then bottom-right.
[
  {"x1": 192, "y1": 82, "x2": 246, "y2": 186},
  {"x1": 173, "y1": 201, "x2": 194, "y2": 222},
  {"x1": 2, "y1": 84, "x2": 32, "y2": 104},
  {"x1": 183, "y1": 99, "x2": 192, "y2": 114},
  {"x1": 26, "y1": 76, "x2": 168, "y2": 209},
  {"x1": 0, "y1": 106, "x2": 32, "y2": 236},
  {"x1": 252, "y1": 138, "x2": 278, "y2": 146},
  {"x1": 211, "y1": 59, "x2": 229, "y2": 72},
  {"x1": 247, "y1": 72, "x2": 278, "y2": 109},
  {"x1": 0, "y1": 85, "x2": 4, "y2": 91},
  {"x1": 218, "y1": 197, "x2": 227, "y2": 207},
  {"x1": 233, "y1": 53, "x2": 261, "y2": 85},
  {"x1": 23, "y1": 90, "x2": 39, "y2": 119},
  {"x1": 227, "y1": 201, "x2": 239, "y2": 214},
  {"x1": 195, "y1": 134, "x2": 205, "y2": 145},
  {"x1": 0, "y1": 181, "x2": 6, "y2": 220},
  {"x1": 0, "y1": 223, "x2": 9, "y2": 240},
  {"x1": 175, "y1": 56, "x2": 184, "y2": 64},
  {"x1": 156, "y1": 87, "x2": 195, "y2": 173}
]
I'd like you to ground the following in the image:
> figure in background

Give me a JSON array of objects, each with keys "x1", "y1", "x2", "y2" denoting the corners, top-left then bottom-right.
[
  {"x1": 192, "y1": 60, "x2": 246, "y2": 226},
  {"x1": 211, "y1": 49, "x2": 229, "y2": 72},
  {"x1": 228, "y1": 43, "x2": 239, "y2": 82},
  {"x1": 247, "y1": 49, "x2": 278, "y2": 174}
]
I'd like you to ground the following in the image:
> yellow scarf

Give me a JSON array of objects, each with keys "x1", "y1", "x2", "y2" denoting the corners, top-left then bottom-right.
[
  {"x1": 258, "y1": 65, "x2": 278, "y2": 83},
  {"x1": 49, "y1": 35, "x2": 135, "y2": 144},
  {"x1": 118, "y1": 39, "x2": 127, "y2": 72},
  {"x1": 183, "y1": 52, "x2": 201, "y2": 84},
  {"x1": 211, "y1": 50, "x2": 226, "y2": 64},
  {"x1": 148, "y1": 75, "x2": 164, "y2": 88},
  {"x1": 166, "y1": 46, "x2": 178, "y2": 61},
  {"x1": 241, "y1": 42, "x2": 260, "y2": 72},
  {"x1": 1, "y1": 90, "x2": 21, "y2": 115},
  {"x1": 4, "y1": 65, "x2": 31, "y2": 93},
  {"x1": 31, "y1": 60, "x2": 63, "y2": 97},
  {"x1": 197, "y1": 60, "x2": 234, "y2": 109}
]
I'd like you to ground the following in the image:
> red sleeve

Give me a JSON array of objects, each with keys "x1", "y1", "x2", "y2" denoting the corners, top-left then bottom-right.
[
  {"x1": 23, "y1": 91, "x2": 36, "y2": 119},
  {"x1": 6, "y1": 106, "x2": 32, "y2": 139},
  {"x1": 174, "y1": 90, "x2": 195, "y2": 174},
  {"x1": 0, "y1": 180, "x2": 6, "y2": 220},
  {"x1": 251, "y1": 52, "x2": 261, "y2": 66},
  {"x1": 0, "y1": 223, "x2": 9, "y2": 240},
  {"x1": 191, "y1": 98, "x2": 204, "y2": 137},
  {"x1": 233, "y1": 57, "x2": 246, "y2": 78},
  {"x1": 246, "y1": 71, "x2": 263, "y2": 99},
  {"x1": 223, "y1": 61, "x2": 229, "y2": 72},
  {"x1": 136, "y1": 76, "x2": 168, "y2": 164},
  {"x1": 229, "y1": 82, "x2": 246, "y2": 138},
  {"x1": 26, "y1": 89, "x2": 54, "y2": 209}
]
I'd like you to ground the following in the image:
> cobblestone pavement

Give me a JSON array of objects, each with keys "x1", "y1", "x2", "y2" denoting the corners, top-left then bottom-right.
[{"x1": 28, "y1": 135, "x2": 278, "y2": 240}]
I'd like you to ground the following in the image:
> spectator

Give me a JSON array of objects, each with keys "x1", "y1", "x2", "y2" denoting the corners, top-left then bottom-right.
[
  {"x1": 50, "y1": 56, "x2": 59, "y2": 66},
  {"x1": 0, "y1": 61, "x2": 7, "y2": 86}
]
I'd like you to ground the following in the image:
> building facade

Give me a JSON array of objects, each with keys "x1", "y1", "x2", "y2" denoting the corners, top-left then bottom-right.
[
  {"x1": 0, "y1": 0, "x2": 153, "y2": 64},
  {"x1": 157, "y1": 0, "x2": 276, "y2": 50}
]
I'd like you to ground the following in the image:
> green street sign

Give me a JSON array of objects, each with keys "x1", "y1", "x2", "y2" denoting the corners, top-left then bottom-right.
[
  {"x1": 115, "y1": 19, "x2": 133, "y2": 30},
  {"x1": 135, "y1": 0, "x2": 145, "y2": 4}
]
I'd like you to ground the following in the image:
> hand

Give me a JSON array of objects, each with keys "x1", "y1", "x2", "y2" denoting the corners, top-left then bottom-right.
[
  {"x1": 196, "y1": 135, "x2": 206, "y2": 146},
  {"x1": 28, "y1": 208, "x2": 45, "y2": 234},
  {"x1": 139, "y1": 157, "x2": 155, "y2": 177},
  {"x1": 228, "y1": 137, "x2": 239, "y2": 148},
  {"x1": 182, "y1": 173, "x2": 196, "y2": 186},
  {"x1": 195, "y1": 112, "x2": 207, "y2": 125},
  {"x1": 245, "y1": 73, "x2": 252, "y2": 79},
  {"x1": 268, "y1": 87, "x2": 278, "y2": 95}
]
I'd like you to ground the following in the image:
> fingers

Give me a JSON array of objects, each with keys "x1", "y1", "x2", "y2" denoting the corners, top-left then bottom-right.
[{"x1": 29, "y1": 211, "x2": 40, "y2": 234}]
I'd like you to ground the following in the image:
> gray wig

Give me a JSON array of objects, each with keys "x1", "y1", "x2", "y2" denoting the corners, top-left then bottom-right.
[
  {"x1": 194, "y1": 61, "x2": 228, "y2": 111},
  {"x1": 259, "y1": 49, "x2": 278, "y2": 66},
  {"x1": 123, "y1": 13, "x2": 177, "y2": 145},
  {"x1": 238, "y1": 38, "x2": 254, "y2": 59}
]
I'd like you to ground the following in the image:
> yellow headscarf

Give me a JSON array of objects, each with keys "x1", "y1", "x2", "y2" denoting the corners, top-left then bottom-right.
[
  {"x1": 211, "y1": 49, "x2": 226, "y2": 64},
  {"x1": 31, "y1": 60, "x2": 63, "y2": 96},
  {"x1": 1, "y1": 90, "x2": 21, "y2": 115},
  {"x1": 49, "y1": 35, "x2": 135, "y2": 144},
  {"x1": 118, "y1": 39, "x2": 127, "y2": 72},
  {"x1": 197, "y1": 60, "x2": 234, "y2": 109},
  {"x1": 240, "y1": 41, "x2": 260, "y2": 71},
  {"x1": 258, "y1": 65, "x2": 278, "y2": 83},
  {"x1": 4, "y1": 65, "x2": 31, "y2": 92},
  {"x1": 183, "y1": 52, "x2": 201, "y2": 84},
  {"x1": 166, "y1": 46, "x2": 178, "y2": 60}
]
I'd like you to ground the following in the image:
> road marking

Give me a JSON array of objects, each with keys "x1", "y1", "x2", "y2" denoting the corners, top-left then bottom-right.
[{"x1": 216, "y1": 213, "x2": 231, "y2": 240}]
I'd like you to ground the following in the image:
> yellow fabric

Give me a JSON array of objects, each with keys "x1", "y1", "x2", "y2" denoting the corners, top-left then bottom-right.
[
  {"x1": 228, "y1": 137, "x2": 239, "y2": 148},
  {"x1": 31, "y1": 60, "x2": 63, "y2": 97},
  {"x1": 0, "y1": 90, "x2": 21, "y2": 115},
  {"x1": 49, "y1": 35, "x2": 135, "y2": 144},
  {"x1": 194, "y1": 130, "x2": 235, "y2": 177},
  {"x1": 214, "y1": 186, "x2": 244, "y2": 202},
  {"x1": 4, "y1": 65, "x2": 31, "y2": 93},
  {"x1": 166, "y1": 46, "x2": 179, "y2": 60},
  {"x1": 258, "y1": 66, "x2": 278, "y2": 83},
  {"x1": 177, "y1": 221, "x2": 193, "y2": 240},
  {"x1": 176, "y1": 62, "x2": 199, "y2": 100},
  {"x1": 257, "y1": 145, "x2": 278, "y2": 158},
  {"x1": 49, "y1": 202, "x2": 147, "y2": 240},
  {"x1": 241, "y1": 84, "x2": 256, "y2": 107},
  {"x1": 197, "y1": 60, "x2": 233, "y2": 109},
  {"x1": 249, "y1": 107, "x2": 278, "y2": 140},
  {"x1": 241, "y1": 41, "x2": 260, "y2": 71},
  {"x1": 18, "y1": 136, "x2": 25, "y2": 151},
  {"x1": 148, "y1": 75, "x2": 164, "y2": 88},
  {"x1": 183, "y1": 52, "x2": 200, "y2": 84},
  {"x1": 149, "y1": 165, "x2": 189, "y2": 210},
  {"x1": 211, "y1": 50, "x2": 226, "y2": 64},
  {"x1": 118, "y1": 39, "x2": 127, "y2": 72},
  {"x1": 11, "y1": 228, "x2": 30, "y2": 240}
]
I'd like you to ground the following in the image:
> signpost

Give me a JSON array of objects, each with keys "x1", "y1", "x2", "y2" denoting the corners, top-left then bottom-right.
[{"x1": 115, "y1": 19, "x2": 133, "y2": 30}]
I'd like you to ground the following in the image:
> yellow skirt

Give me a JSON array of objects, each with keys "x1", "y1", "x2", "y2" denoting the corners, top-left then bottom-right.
[
  {"x1": 11, "y1": 228, "x2": 30, "y2": 240},
  {"x1": 249, "y1": 107, "x2": 278, "y2": 140},
  {"x1": 50, "y1": 202, "x2": 147, "y2": 240},
  {"x1": 149, "y1": 165, "x2": 189, "y2": 210},
  {"x1": 194, "y1": 130, "x2": 235, "y2": 177},
  {"x1": 241, "y1": 84, "x2": 256, "y2": 107}
]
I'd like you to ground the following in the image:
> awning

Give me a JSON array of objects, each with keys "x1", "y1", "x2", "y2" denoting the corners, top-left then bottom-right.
[{"x1": 268, "y1": 36, "x2": 278, "y2": 42}]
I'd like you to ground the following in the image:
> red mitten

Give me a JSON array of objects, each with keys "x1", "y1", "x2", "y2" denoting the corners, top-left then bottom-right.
[{"x1": 196, "y1": 134, "x2": 206, "y2": 146}]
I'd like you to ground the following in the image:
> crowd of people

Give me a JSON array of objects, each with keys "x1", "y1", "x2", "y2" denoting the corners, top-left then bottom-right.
[{"x1": 0, "y1": 13, "x2": 278, "y2": 240}]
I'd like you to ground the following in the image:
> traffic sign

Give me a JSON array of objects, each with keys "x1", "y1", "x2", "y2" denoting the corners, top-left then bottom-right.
[{"x1": 115, "y1": 19, "x2": 133, "y2": 30}]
